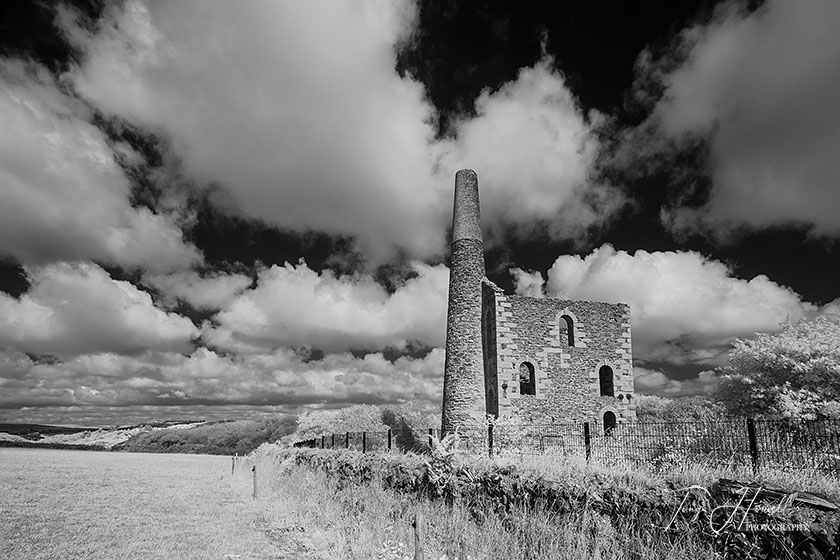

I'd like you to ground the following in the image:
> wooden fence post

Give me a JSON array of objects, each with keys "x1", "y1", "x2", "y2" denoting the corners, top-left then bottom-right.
[
  {"x1": 331, "y1": 434, "x2": 335, "y2": 449},
  {"x1": 428, "y1": 428, "x2": 434, "y2": 450},
  {"x1": 387, "y1": 429, "x2": 392, "y2": 451},
  {"x1": 413, "y1": 511, "x2": 425, "y2": 560},
  {"x1": 346, "y1": 431, "x2": 350, "y2": 449},
  {"x1": 251, "y1": 465, "x2": 257, "y2": 499},
  {"x1": 583, "y1": 422, "x2": 592, "y2": 463},
  {"x1": 747, "y1": 418, "x2": 759, "y2": 474},
  {"x1": 488, "y1": 424, "x2": 494, "y2": 457},
  {"x1": 231, "y1": 455, "x2": 235, "y2": 476},
  {"x1": 362, "y1": 431, "x2": 367, "y2": 453}
]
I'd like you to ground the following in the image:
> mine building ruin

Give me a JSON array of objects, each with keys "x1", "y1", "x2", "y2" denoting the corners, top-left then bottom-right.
[{"x1": 441, "y1": 170, "x2": 636, "y2": 441}]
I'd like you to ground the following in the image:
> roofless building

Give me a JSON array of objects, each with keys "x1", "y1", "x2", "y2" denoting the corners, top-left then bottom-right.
[{"x1": 441, "y1": 170, "x2": 636, "y2": 442}]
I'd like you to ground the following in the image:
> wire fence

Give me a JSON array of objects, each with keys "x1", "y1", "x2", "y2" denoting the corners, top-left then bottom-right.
[
  {"x1": 294, "y1": 428, "x2": 440, "y2": 454},
  {"x1": 293, "y1": 417, "x2": 840, "y2": 475}
]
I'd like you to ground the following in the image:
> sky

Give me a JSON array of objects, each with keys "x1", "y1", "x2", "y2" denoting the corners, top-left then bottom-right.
[{"x1": 1, "y1": 0, "x2": 839, "y2": 427}]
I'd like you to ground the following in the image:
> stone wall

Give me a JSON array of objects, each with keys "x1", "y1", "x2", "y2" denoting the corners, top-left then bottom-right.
[
  {"x1": 484, "y1": 288, "x2": 636, "y2": 430},
  {"x1": 442, "y1": 169, "x2": 636, "y2": 441}
]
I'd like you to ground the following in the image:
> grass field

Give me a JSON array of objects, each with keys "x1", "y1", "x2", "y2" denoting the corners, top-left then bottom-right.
[
  {"x1": 1, "y1": 446, "x2": 716, "y2": 560},
  {"x1": 0, "y1": 448, "x2": 303, "y2": 560},
  {"x1": 5, "y1": 445, "x2": 832, "y2": 559}
]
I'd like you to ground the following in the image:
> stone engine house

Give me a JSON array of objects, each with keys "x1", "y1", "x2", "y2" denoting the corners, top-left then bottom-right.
[{"x1": 441, "y1": 170, "x2": 636, "y2": 438}]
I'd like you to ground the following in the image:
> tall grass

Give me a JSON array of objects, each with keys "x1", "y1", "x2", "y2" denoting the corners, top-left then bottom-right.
[{"x1": 245, "y1": 444, "x2": 717, "y2": 559}]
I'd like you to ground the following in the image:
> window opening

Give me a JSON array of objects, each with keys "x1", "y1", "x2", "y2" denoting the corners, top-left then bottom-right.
[
  {"x1": 519, "y1": 362, "x2": 536, "y2": 396},
  {"x1": 603, "y1": 411, "x2": 617, "y2": 434},
  {"x1": 560, "y1": 315, "x2": 575, "y2": 347},
  {"x1": 599, "y1": 365, "x2": 614, "y2": 397}
]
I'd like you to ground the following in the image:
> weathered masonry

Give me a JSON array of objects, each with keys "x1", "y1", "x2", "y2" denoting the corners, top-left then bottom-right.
[{"x1": 441, "y1": 170, "x2": 636, "y2": 439}]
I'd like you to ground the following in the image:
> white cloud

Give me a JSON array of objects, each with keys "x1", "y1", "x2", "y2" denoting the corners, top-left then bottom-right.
[
  {"x1": 62, "y1": 0, "x2": 444, "y2": 261},
  {"x1": 204, "y1": 260, "x2": 449, "y2": 353},
  {"x1": 60, "y1": 1, "x2": 621, "y2": 261},
  {"x1": 0, "y1": 404, "x2": 294, "y2": 427},
  {"x1": 0, "y1": 346, "x2": 445, "y2": 418},
  {"x1": 820, "y1": 299, "x2": 840, "y2": 319},
  {"x1": 441, "y1": 61, "x2": 624, "y2": 242},
  {"x1": 545, "y1": 244, "x2": 814, "y2": 362},
  {"x1": 144, "y1": 271, "x2": 252, "y2": 310},
  {"x1": 634, "y1": 0, "x2": 840, "y2": 237},
  {"x1": 510, "y1": 268, "x2": 545, "y2": 298},
  {"x1": 0, "y1": 59, "x2": 200, "y2": 272},
  {"x1": 0, "y1": 262, "x2": 198, "y2": 357},
  {"x1": 634, "y1": 366, "x2": 719, "y2": 397}
]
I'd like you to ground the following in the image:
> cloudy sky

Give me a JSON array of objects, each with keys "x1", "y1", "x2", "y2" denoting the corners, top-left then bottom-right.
[{"x1": 1, "y1": 0, "x2": 839, "y2": 426}]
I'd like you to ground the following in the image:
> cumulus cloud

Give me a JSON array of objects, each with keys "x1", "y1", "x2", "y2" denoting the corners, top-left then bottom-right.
[
  {"x1": 632, "y1": 0, "x2": 840, "y2": 237},
  {"x1": 544, "y1": 244, "x2": 814, "y2": 362},
  {"x1": 0, "y1": 404, "x2": 295, "y2": 427},
  {"x1": 510, "y1": 267, "x2": 545, "y2": 297},
  {"x1": 440, "y1": 61, "x2": 624, "y2": 242},
  {"x1": 820, "y1": 299, "x2": 840, "y2": 319},
  {"x1": 61, "y1": 0, "x2": 444, "y2": 260},
  {"x1": 144, "y1": 271, "x2": 252, "y2": 310},
  {"x1": 59, "y1": 0, "x2": 622, "y2": 261},
  {"x1": 0, "y1": 346, "x2": 445, "y2": 421},
  {"x1": 0, "y1": 262, "x2": 198, "y2": 357},
  {"x1": 634, "y1": 366, "x2": 719, "y2": 397},
  {"x1": 0, "y1": 59, "x2": 200, "y2": 271},
  {"x1": 204, "y1": 260, "x2": 449, "y2": 353}
]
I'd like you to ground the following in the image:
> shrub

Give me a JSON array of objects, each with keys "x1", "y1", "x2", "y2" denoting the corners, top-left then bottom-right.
[{"x1": 115, "y1": 416, "x2": 295, "y2": 455}]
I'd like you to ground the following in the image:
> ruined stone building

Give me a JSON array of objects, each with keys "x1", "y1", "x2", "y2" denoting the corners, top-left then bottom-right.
[{"x1": 441, "y1": 170, "x2": 636, "y2": 439}]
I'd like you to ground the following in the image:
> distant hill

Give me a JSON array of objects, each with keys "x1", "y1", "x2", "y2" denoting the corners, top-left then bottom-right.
[
  {"x1": 0, "y1": 417, "x2": 296, "y2": 455},
  {"x1": 0, "y1": 423, "x2": 92, "y2": 438},
  {"x1": 0, "y1": 420, "x2": 206, "y2": 450},
  {"x1": 114, "y1": 417, "x2": 296, "y2": 455}
]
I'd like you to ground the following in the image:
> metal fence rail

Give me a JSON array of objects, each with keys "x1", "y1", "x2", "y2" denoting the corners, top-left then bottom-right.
[
  {"x1": 753, "y1": 419, "x2": 840, "y2": 473},
  {"x1": 293, "y1": 428, "x2": 437, "y2": 453},
  {"x1": 292, "y1": 418, "x2": 840, "y2": 475}
]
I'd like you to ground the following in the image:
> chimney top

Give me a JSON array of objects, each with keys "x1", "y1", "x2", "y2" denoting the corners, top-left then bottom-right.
[{"x1": 452, "y1": 169, "x2": 482, "y2": 243}]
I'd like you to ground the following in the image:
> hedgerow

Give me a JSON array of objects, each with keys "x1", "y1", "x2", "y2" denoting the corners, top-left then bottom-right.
[{"x1": 275, "y1": 446, "x2": 840, "y2": 559}]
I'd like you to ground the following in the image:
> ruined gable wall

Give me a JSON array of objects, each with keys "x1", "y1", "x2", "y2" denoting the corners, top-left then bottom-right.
[{"x1": 492, "y1": 295, "x2": 636, "y2": 426}]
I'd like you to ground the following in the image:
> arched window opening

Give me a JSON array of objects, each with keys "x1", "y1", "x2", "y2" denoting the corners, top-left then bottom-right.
[
  {"x1": 603, "y1": 411, "x2": 617, "y2": 434},
  {"x1": 599, "y1": 365, "x2": 614, "y2": 397},
  {"x1": 519, "y1": 362, "x2": 536, "y2": 396},
  {"x1": 560, "y1": 315, "x2": 575, "y2": 347}
]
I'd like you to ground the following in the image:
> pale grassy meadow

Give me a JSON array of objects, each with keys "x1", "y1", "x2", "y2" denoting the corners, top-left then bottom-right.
[{"x1": 0, "y1": 448, "x2": 299, "y2": 560}]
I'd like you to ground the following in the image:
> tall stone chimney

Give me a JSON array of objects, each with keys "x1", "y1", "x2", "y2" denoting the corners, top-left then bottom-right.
[{"x1": 441, "y1": 169, "x2": 486, "y2": 438}]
